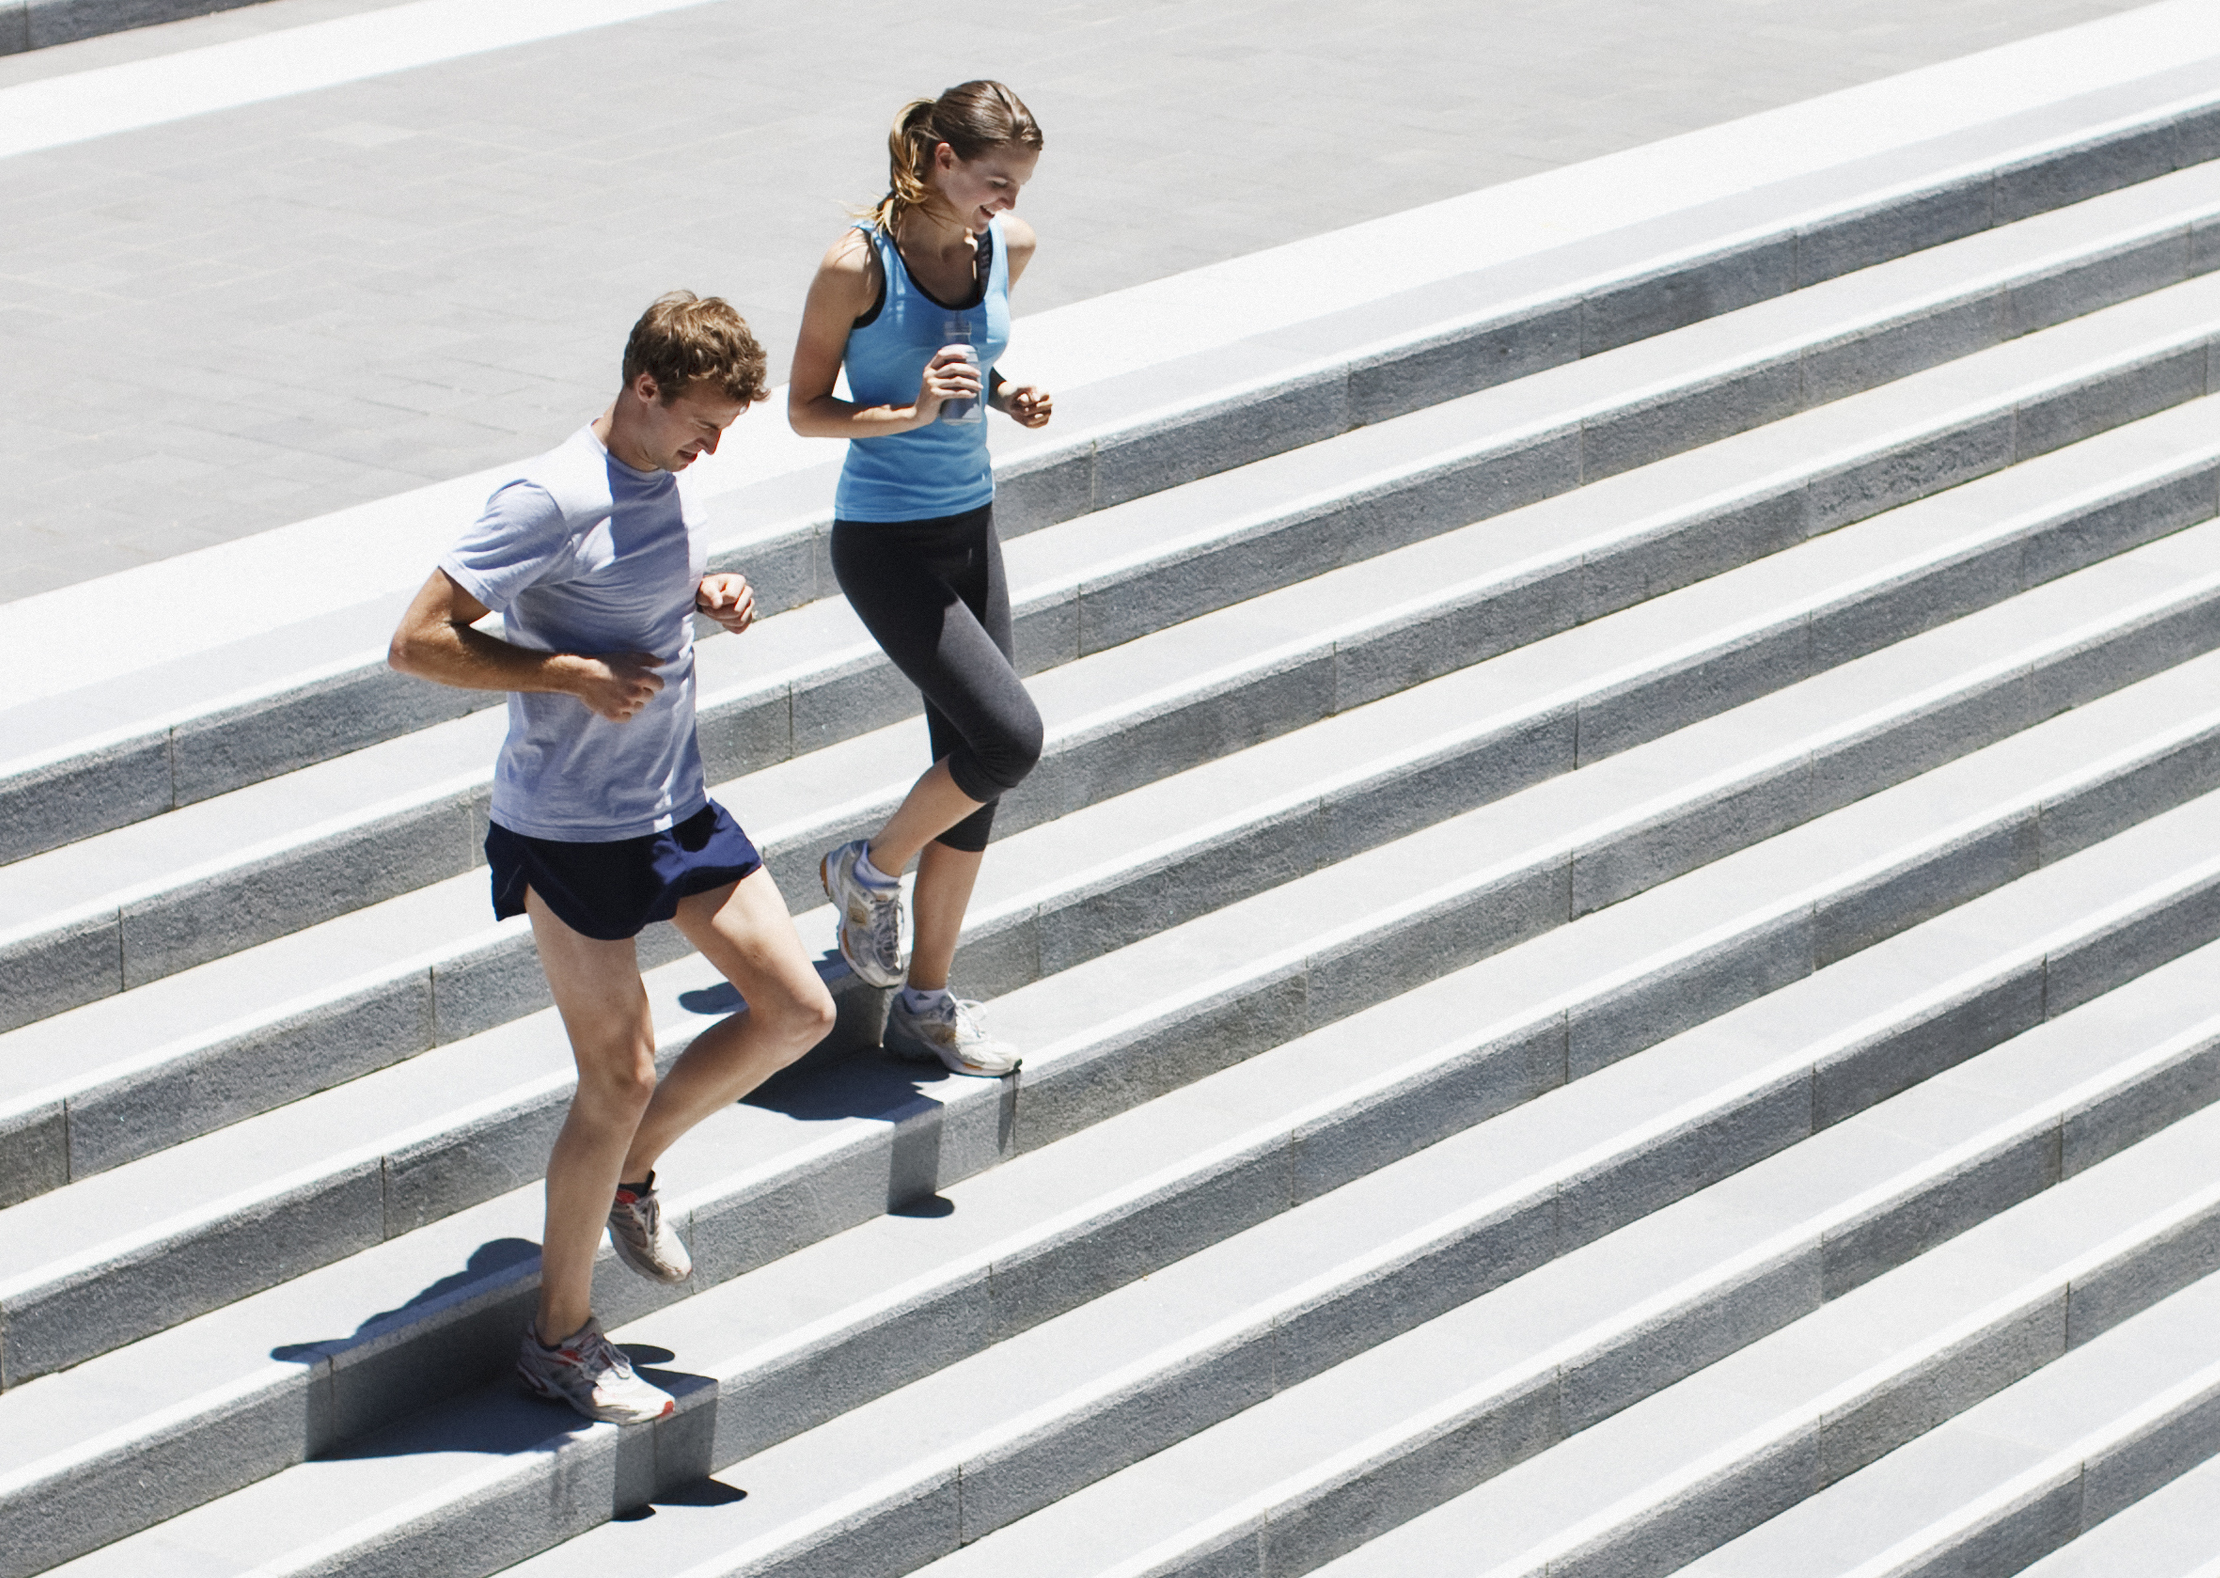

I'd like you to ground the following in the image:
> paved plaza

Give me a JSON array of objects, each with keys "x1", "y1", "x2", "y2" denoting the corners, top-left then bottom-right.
[{"x1": 0, "y1": 0, "x2": 2161, "y2": 602}]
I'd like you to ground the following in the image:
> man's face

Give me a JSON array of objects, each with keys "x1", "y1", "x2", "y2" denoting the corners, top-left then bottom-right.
[{"x1": 629, "y1": 376, "x2": 748, "y2": 471}]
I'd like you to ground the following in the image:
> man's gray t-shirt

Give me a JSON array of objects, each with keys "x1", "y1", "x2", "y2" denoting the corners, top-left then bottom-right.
[{"x1": 440, "y1": 425, "x2": 708, "y2": 842}]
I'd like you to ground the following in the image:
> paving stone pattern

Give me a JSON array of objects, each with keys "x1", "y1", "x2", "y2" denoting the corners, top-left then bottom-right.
[{"x1": 0, "y1": 0, "x2": 2161, "y2": 603}]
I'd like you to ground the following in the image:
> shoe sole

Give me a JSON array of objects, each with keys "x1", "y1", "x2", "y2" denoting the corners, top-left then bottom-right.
[
  {"x1": 515, "y1": 1359, "x2": 675, "y2": 1426},
  {"x1": 883, "y1": 1021, "x2": 1022, "y2": 1078}
]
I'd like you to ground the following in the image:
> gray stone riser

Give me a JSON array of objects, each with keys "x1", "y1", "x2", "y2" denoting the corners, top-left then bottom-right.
[
  {"x1": 1804, "y1": 1341, "x2": 2220, "y2": 1578},
  {"x1": 1721, "y1": 1350, "x2": 2220, "y2": 1578},
  {"x1": 11, "y1": 103, "x2": 2220, "y2": 868},
  {"x1": 12, "y1": 281, "x2": 2218, "y2": 1045},
  {"x1": 1289, "y1": 1263, "x2": 2220, "y2": 1578},
  {"x1": 880, "y1": 1079, "x2": 2220, "y2": 1578},
  {"x1": 620, "y1": 940, "x2": 2220, "y2": 1577},
  {"x1": 7, "y1": 0, "x2": 273, "y2": 55}
]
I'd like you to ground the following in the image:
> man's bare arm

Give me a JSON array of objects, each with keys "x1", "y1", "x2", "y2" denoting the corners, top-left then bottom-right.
[{"x1": 388, "y1": 569, "x2": 663, "y2": 722}]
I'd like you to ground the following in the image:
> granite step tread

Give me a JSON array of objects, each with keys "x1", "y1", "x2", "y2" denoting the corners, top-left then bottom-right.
[{"x1": 10, "y1": 740, "x2": 2219, "y2": 1573}]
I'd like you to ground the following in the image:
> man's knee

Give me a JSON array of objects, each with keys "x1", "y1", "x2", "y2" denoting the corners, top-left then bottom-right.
[
  {"x1": 577, "y1": 1041, "x2": 660, "y2": 1111},
  {"x1": 759, "y1": 978, "x2": 838, "y2": 1065},
  {"x1": 789, "y1": 980, "x2": 839, "y2": 1046}
]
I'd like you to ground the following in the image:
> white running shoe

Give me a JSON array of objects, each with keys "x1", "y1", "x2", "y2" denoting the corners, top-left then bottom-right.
[
  {"x1": 515, "y1": 1316, "x2": 674, "y2": 1425},
  {"x1": 606, "y1": 1173, "x2": 691, "y2": 1284},
  {"x1": 884, "y1": 992, "x2": 1022, "y2": 1077},
  {"x1": 821, "y1": 838, "x2": 905, "y2": 988}
]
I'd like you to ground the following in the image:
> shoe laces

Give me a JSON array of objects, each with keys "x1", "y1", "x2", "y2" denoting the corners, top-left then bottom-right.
[
  {"x1": 862, "y1": 884, "x2": 904, "y2": 969},
  {"x1": 618, "y1": 1189, "x2": 659, "y2": 1233},
  {"x1": 565, "y1": 1323, "x2": 636, "y2": 1386}
]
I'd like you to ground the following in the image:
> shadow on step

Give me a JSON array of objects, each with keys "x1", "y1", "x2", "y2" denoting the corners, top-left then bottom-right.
[
  {"x1": 746, "y1": 1039, "x2": 1008, "y2": 1213},
  {"x1": 269, "y1": 1237, "x2": 542, "y2": 1371},
  {"x1": 317, "y1": 1352, "x2": 717, "y2": 1468},
  {"x1": 611, "y1": 1477, "x2": 748, "y2": 1521}
]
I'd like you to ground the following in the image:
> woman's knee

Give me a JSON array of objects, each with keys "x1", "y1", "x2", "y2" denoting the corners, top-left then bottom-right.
[{"x1": 979, "y1": 692, "x2": 1044, "y2": 792}]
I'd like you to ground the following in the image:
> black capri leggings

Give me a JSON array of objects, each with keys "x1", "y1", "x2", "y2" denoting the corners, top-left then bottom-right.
[{"x1": 830, "y1": 502, "x2": 1044, "y2": 853}]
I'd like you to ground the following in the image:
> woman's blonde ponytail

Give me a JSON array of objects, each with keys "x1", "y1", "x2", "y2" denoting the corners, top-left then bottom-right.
[{"x1": 869, "y1": 98, "x2": 940, "y2": 231}]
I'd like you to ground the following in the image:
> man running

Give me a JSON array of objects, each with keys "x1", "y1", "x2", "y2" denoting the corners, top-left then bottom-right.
[{"x1": 389, "y1": 291, "x2": 836, "y2": 1424}]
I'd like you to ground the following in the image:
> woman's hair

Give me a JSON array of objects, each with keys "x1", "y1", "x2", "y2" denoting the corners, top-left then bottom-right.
[
  {"x1": 867, "y1": 80, "x2": 1043, "y2": 231},
  {"x1": 621, "y1": 291, "x2": 769, "y2": 405}
]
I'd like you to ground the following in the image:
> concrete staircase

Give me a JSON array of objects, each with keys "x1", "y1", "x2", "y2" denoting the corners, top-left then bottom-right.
[{"x1": 9, "y1": 42, "x2": 2220, "y2": 1578}]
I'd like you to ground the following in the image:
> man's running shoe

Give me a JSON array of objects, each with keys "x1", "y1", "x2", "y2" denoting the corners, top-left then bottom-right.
[
  {"x1": 515, "y1": 1316, "x2": 674, "y2": 1425},
  {"x1": 821, "y1": 838, "x2": 904, "y2": 987},
  {"x1": 884, "y1": 991, "x2": 1021, "y2": 1077},
  {"x1": 607, "y1": 1173, "x2": 691, "y2": 1284}
]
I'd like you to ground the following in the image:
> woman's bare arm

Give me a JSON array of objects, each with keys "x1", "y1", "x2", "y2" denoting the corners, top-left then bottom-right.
[
  {"x1": 788, "y1": 229, "x2": 979, "y2": 439},
  {"x1": 988, "y1": 214, "x2": 1051, "y2": 428},
  {"x1": 1002, "y1": 213, "x2": 1038, "y2": 287}
]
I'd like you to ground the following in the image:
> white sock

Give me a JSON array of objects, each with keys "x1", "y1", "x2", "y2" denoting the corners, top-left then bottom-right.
[
  {"x1": 855, "y1": 844, "x2": 898, "y2": 891},
  {"x1": 900, "y1": 985, "x2": 951, "y2": 1014}
]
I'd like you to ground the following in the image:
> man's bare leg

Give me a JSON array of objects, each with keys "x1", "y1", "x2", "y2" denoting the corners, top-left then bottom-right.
[
  {"x1": 620, "y1": 866, "x2": 836, "y2": 1178},
  {"x1": 526, "y1": 890, "x2": 663, "y2": 1345},
  {"x1": 528, "y1": 869, "x2": 834, "y2": 1343}
]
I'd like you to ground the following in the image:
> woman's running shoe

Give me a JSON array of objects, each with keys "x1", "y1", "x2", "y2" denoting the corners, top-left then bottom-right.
[
  {"x1": 884, "y1": 991, "x2": 1021, "y2": 1077},
  {"x1": 515, "y1": 1316, "x2": 674, "y2": 1425},
  {"x1": 821, "y1": 838, "x2": 905, "y2": 987}
]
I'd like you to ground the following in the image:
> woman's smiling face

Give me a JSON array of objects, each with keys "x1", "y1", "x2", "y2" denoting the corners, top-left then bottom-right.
[{"x1": 930, "y1": 143, "x2": 1038, "y2": 233}]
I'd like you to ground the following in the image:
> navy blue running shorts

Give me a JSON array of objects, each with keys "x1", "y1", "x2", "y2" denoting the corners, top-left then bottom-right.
[{"x1": 485, "y1": 801, "x2": 764, "y2": 941}]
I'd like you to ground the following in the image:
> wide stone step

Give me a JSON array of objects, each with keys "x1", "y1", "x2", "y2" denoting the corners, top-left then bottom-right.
[
  {"x1": 12, "y1": 67, "x2": 2220, "y2": 865},
  {"x1": 11, "y1": 622, "x2": 2220, "y2": 1571},
  {"x1": 9, "y1": 392, "x2": 2213, "y2": 1207},
  {"x1": 8, "y1": 264, "x2": 2220, "y2": 1040}
]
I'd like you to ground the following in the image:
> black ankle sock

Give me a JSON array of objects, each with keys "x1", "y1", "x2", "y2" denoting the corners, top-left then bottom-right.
[{"x1": 616, "y1": 1171, "x2": 654, "y2": 1199}]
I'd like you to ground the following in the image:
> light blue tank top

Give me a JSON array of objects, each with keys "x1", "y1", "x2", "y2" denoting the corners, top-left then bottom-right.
[{"x1": 834, "y1": 215, "x2": 1011, "y2": 522}]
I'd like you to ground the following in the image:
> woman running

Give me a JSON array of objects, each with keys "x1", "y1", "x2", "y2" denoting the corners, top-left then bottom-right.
[{"x1": 790, "y1": 80, "x2": 1051, "y2": 1077}]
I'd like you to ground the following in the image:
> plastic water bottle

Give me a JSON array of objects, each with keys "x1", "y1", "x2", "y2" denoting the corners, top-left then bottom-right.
[{"x1": 937, "y1": 314, "x2": 981, "y2": 425}]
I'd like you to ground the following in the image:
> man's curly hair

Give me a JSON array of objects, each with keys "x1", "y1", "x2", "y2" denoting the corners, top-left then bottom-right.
[{"x1": 622, "y1": 291, "x2": 769, "y2": 405}]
